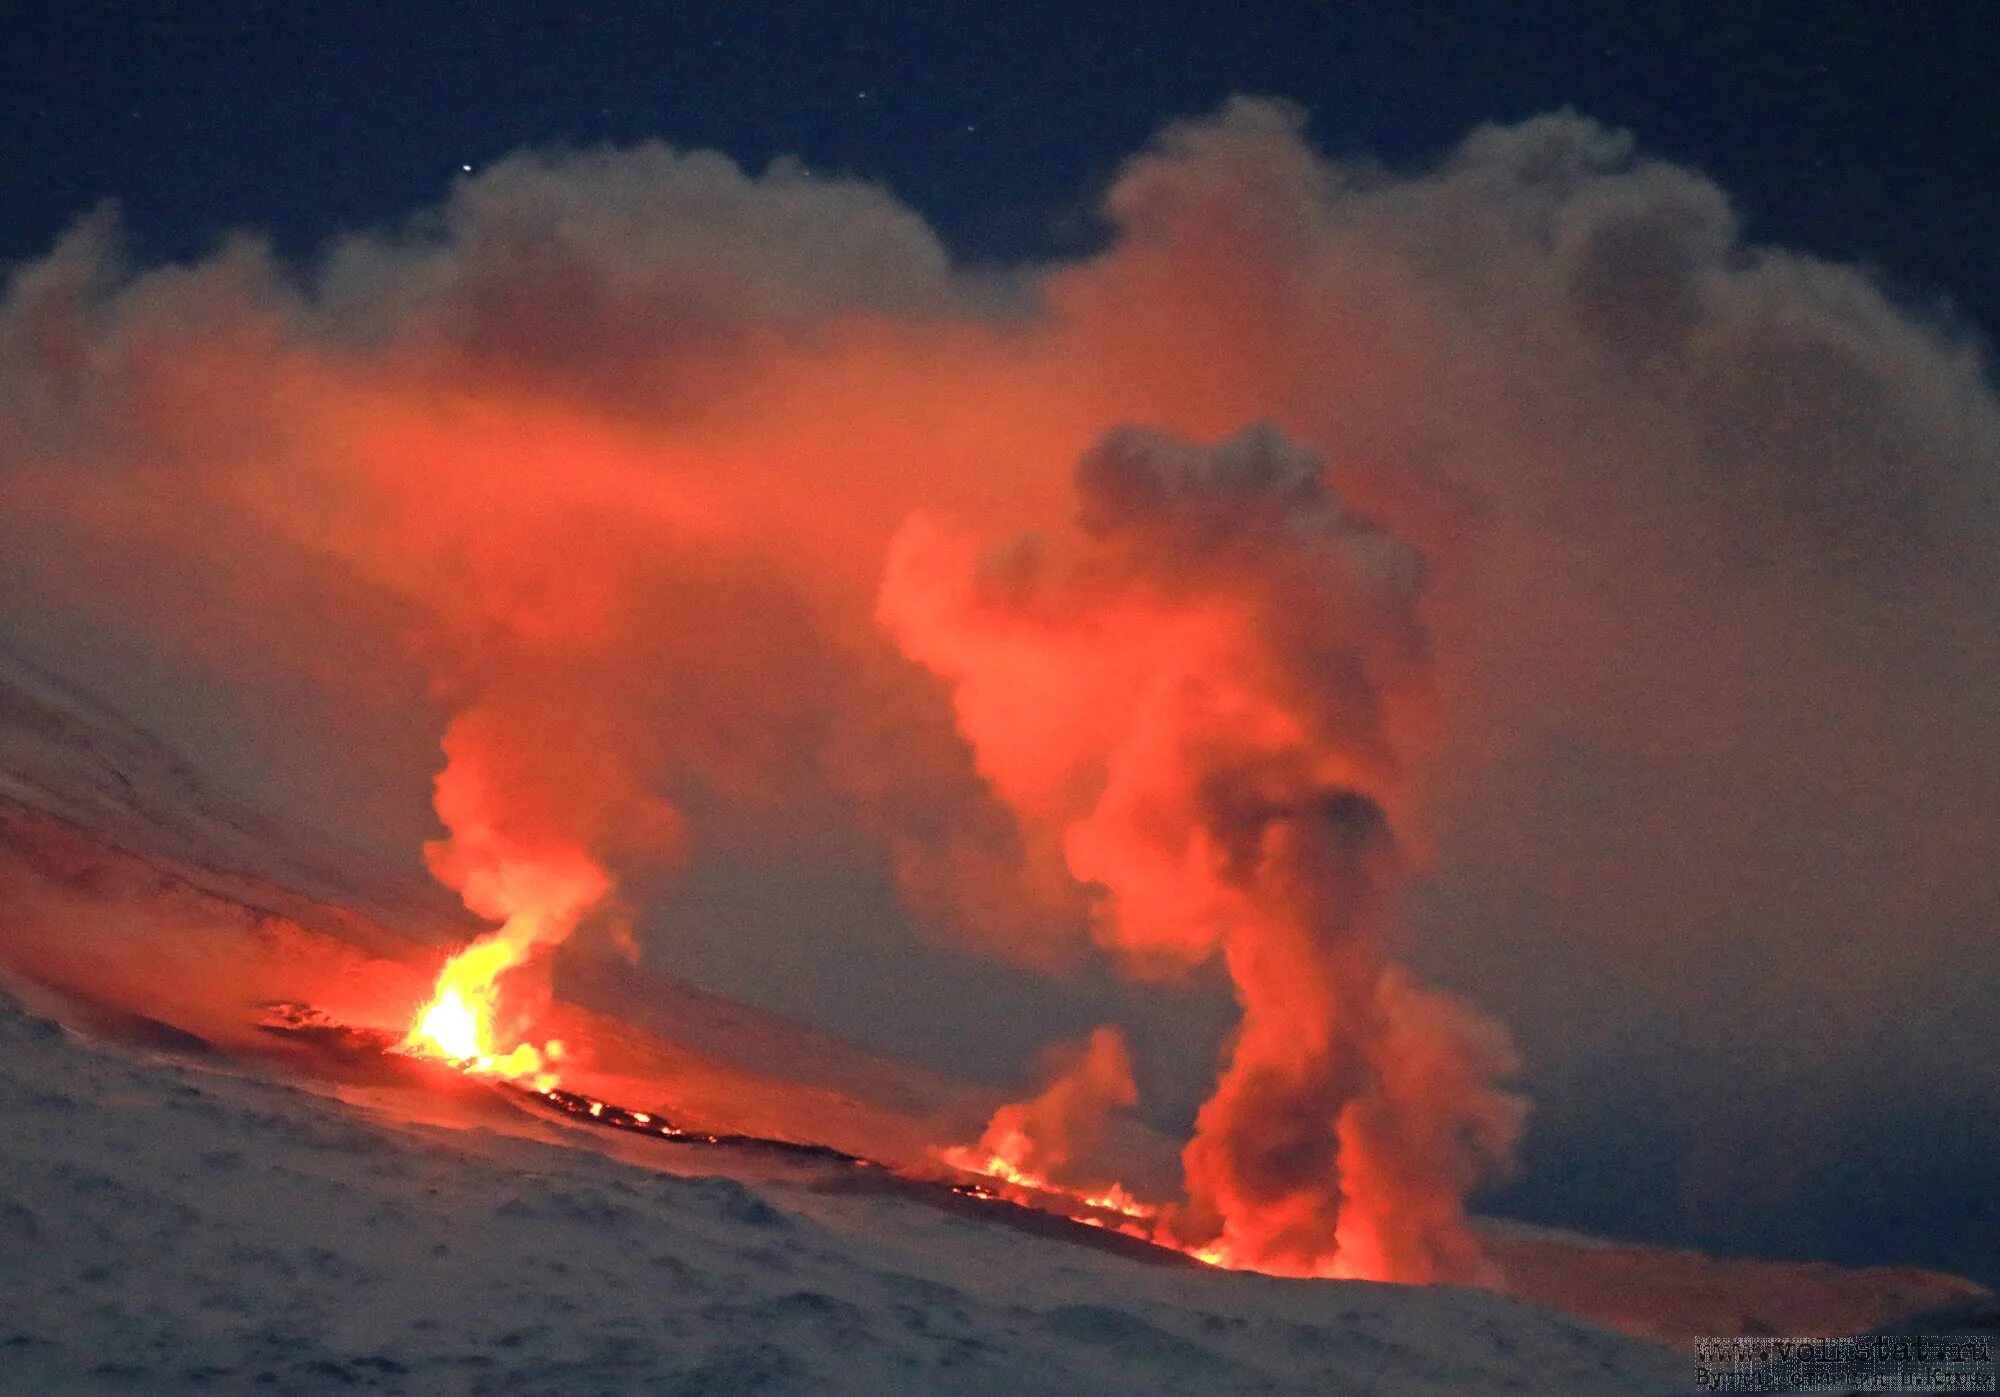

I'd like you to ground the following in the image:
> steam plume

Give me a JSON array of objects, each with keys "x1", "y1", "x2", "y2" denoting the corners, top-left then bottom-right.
[
  {"x1": 942, "y1": 1025, "x2": 1140, "y2": 1191},
  {"x1": 883, "y1": 424, "x2": 1525, "y2": 1280}
]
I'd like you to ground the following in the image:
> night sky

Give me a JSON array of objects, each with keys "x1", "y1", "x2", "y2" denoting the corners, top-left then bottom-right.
[
  {"x1": 5, "y1": 3, "x2": 1997, "y2": 334},
  {"x1": 4, "y1": 3, "x2": 1996, "y2": 1290}
]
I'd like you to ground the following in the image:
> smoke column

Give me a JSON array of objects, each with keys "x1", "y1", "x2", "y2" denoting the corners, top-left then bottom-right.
[{"x1": 883, "y1": 424, "x2": 1525, "y2": 1281}]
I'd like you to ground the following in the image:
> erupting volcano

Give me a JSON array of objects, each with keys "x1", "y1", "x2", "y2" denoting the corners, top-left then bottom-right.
[
  {"x1": 5, "y1": 66, "x2": 1990, "y2": 1392},
  {"x1": 386, "y1": 423, "x2": 1527, "y2": 1287}
]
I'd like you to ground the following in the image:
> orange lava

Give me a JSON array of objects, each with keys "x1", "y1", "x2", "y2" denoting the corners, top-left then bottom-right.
[
  {"x1": 401, "y1": 934, "x2": 565, "y2": 1089},
  {"x1": 939, "y1": 1142, "x2": 1157, "y2": 1222}
]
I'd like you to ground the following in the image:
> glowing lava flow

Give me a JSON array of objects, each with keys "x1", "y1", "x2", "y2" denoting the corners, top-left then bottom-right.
[
  {"x1": 934, "y1": 1109, "x2": 1167, "y2": 1244},
  {"x1": 396, "y1": 988, "x2": 1314, "y2": 1277},
  {"x1": 934, "y1": 1133, "x2": 1379, "y2": 1276},
  {"x1": 938, "y1": 1141, "x2": 1157, "y2": 1223},
  {"x1": 401, "y1": 939, "x2": 1350, "y2": 1280},
  {"x1": 935, "y1": 1148, "x2": 1373, "y2": 1276}
]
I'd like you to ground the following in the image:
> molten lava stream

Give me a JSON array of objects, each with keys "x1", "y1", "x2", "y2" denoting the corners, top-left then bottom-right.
[
  {"x1": 403, "y1": 937, "x2": 1324, "y2": 1278},
  {"x1": 938, "y1": 1145, "x2": 1156, "y2": 1221}
]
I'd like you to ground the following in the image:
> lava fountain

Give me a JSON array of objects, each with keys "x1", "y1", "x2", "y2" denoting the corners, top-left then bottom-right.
[
  {"x1": 399, "y1": 717, "x2": 628, "y2": 1088},
  {"x1": 403, "y1": 930, "x2": 568, "y2": 1088}
]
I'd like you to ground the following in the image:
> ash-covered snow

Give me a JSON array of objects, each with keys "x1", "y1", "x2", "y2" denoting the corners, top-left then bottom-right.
[{"x1": 0, "y1": 992, "x2": 1689, "y2": 1395}]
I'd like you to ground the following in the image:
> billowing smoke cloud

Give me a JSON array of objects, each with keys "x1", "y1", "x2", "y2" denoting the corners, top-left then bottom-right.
[
  {"x1": 885, "y1": 423, "x2": 1523, "y2": 1279},
  {"x1": 1, "y1": 99, "x2": 1994, "y2": 1277}
]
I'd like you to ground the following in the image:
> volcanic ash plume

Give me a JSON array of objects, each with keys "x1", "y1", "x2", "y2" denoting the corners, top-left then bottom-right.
[
  {"x1": 882, "y1": 423, "x2": 1526, "y2": 1283},
  {"x1": 940, "y1": 1025, "x2": 1140, "y2": 1197}
]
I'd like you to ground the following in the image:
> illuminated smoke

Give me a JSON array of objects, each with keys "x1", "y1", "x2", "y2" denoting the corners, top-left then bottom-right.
[
  {"x1": 884, "y1": 423, "x2": 1525, "y2": 1281},
  {"x1": 940, "y1": 1025, "x2": 1139, "y2": 1189},
  {"x1": 403, "y1": 707, "x2": 642, "y2": 1079}
]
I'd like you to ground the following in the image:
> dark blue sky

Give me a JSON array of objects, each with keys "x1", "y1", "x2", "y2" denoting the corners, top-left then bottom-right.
[{"x1": 5, "y1": 3, "x2": 1997, "y2": 335}]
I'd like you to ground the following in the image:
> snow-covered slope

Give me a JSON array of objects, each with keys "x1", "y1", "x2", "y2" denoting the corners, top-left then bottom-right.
[
  {"x1": 1478, "y1": 1218, "x2": 1986, "y2": 1351},
  {"x1": 0, "y1": 990, "x2": 1689, "y2": 1396}
]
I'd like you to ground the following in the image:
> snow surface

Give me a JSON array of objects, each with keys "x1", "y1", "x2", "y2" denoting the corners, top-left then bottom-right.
[{"x1": 0, "y1": 992, "x2": 1693, "y2": 1395}]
